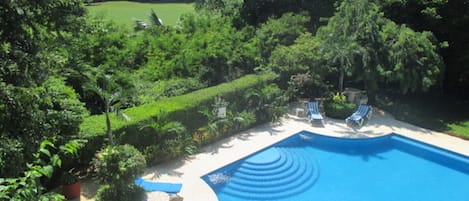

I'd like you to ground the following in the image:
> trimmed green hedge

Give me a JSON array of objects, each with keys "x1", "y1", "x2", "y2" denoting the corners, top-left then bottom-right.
[
  {"x1": 78, "y1": 73, "x2": 278, "y2": 165},
  {"x1": 323, "y1": 93, "x2": 356, "y2": 119},
  {"x1": 80, "y1": 73, "x2": 277, "y2": 136},
  {"x1": 324, "y1": 101, "x2": 356, "y2": 119}
]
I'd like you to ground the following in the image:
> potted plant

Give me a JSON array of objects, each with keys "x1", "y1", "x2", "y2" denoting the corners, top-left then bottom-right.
[
  {"x1": 61, "y1": 168, "x2": 81, "y2": 199},
  {"x1": 324, "y1": 93, "x2": 356, "y2": 119}
]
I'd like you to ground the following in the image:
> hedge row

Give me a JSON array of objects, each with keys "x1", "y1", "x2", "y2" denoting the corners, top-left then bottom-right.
[{"x1": 78, "y1": 73, "x2": 277, "y2": 165}]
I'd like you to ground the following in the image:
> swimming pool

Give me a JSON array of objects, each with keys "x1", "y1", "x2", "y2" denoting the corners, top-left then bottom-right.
[{"x1": 201, "y1": 131, "x2": 469, "y2": 201}]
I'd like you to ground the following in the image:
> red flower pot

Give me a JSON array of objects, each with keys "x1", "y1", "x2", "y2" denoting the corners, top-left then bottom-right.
[{"x1": 62, "y1": 181, "x2": 81, "y2": 199}]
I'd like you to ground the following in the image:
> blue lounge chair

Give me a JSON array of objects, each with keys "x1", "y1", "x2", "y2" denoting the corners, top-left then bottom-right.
[
  {"x1": 306, "y1": 101, "x2": 323, "y2": 122},
  {"x1": 135, "y1": 177, "x2": 182, "y2": 194},
  {"x1": 346, "y1": 104, "x2": 372, "y2": 127}
]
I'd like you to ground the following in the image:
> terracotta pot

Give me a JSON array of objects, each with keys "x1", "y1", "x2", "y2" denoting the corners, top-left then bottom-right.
[{"x1": 62, "y1": 181, "x2": 80, "y2": 199}]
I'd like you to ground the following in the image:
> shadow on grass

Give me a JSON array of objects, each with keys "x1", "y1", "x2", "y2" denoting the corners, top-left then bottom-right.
[{"x1": 376, "y1": 92, "x2": 469, "y2": 137}]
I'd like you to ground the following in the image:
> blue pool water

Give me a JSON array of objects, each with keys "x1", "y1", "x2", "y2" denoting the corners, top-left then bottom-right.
[{"x1": 201, "y1": 131, "x2": 469, "y2": 201}]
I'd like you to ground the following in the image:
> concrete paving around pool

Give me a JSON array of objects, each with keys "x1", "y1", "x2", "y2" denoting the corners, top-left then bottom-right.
[{"x1": 77, "y1": 108, "x2": 469, "y2": 201}]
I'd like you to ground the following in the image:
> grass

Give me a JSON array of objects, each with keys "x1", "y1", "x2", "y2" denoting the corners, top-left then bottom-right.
[
  {"x1": 86, "y1": 1, "x2": 195, "y2": 28},
  {"x1": 376, "y1": 93, "x2": 469, "y2": 139},
  {"x1": 449, "y1": 121, "x2": 469, "y2": 138}
]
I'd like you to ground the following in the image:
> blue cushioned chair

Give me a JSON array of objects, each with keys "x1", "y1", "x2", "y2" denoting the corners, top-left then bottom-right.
[
  {"x1": 307, "y1": 101, "x2": 323, "y2": 123},
  {"x1": 135, "y1": 177, "x2": 182, "y2": 194},
  {"x1": 346, "y1": 104, "x2": 372, "y2": 127}
]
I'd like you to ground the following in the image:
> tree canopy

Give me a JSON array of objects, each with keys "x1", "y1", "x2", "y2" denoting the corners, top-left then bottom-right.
[
  {"x1": 1, "y1": 0, "x2": 467, "y2": 183},
  {"x1": 0, "y1": 0, "x2": 87, "y2": 177},
  {"x1": 316, "y1": 0, "x2": 443, "y2": 101}
]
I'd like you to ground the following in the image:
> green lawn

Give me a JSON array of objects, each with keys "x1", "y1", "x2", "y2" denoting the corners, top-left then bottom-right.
[
  {"x1": 86, "y1": 1, "x2": 195, "y2": 28},
  {"x1": 449, "y1": 121, "x2": 469, "y2": 138},
  {"x1": 377, "y1": 93, "x2": 469, "y2": 139}
]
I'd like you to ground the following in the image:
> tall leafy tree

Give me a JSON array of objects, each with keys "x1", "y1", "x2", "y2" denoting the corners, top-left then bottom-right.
[
  {"x1": 0, "y1": 0, "x2": 87, "y2": 177},
  {"x1": 255, "y1": 12, "x2": 310, "y2": 63},
  {"x1": 319, "y1": 37, "x2": 359, "y2": 93},
  {"x1": 141, "y1": 14, "x2": 259, "y2": 86},
  {"x1": 59, "y1": 17, "x2": 142, "y2": 113},
  {"x1": 0, "y1": 0, "x2": 85, "y2": 86},
  {"x1": 0, "y1": 77, "x2": 87, "y2": 177},
  {"x1": 86, "y1": 70, "x2": 135, "y2": 145},
  {"x1": 267, "y1": 33, "x2": 333, "y2": 99},
  {"x1": 317, "y1": 0, "x2": 443, "y2": 102},
  {"x1": 381, "y1": 0, "x2": 469, "y2": 94},
  {"x1": 195, "y1": 0, "x2": 243, "y2": 16},
  {"x1": 240, "y1": 0, "x2": 336, "y2": 31}
]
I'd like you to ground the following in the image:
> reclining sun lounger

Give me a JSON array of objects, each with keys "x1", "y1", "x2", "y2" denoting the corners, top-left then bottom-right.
[
  {"x1": 307, "y1": 101, "x2": 323, "y2": 123},
  {"x1": 135, "y1": 177, "x2": 182, "y2": 194},
  {"x1": 346, "y1": 104, "x2": 372, "y2": 127}
]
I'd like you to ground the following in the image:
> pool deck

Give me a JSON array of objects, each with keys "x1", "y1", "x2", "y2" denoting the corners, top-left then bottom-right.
[{"x1": 78, "y1": 108, "x2": 469, "y2": 201}]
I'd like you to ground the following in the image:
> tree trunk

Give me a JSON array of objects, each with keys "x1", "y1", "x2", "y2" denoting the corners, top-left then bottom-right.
[
  {"x1": 339, "y1": 68, "x2": 344, "y2": 94},
  {"x1": 364, "y1": 78, "x2": 378, "y2": 104},
  {"x1": 105, "y1": 103, "x2": 113, "y2": 145}
]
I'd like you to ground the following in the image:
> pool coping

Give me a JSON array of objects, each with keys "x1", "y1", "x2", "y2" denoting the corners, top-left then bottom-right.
[{"x1": 138, "y1": 109, "x2": 469, "y2": 201}]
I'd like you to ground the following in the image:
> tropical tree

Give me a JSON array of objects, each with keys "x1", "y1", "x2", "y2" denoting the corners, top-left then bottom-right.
[
  {"x1": 244, "y1": 84, "x2": 288, "y2": 122},
  {"x1": 317, "y1": 0, "x2": 444, "y2": 102},
  {"x1": 0, "y1": 77, "x2": 87, "y2": 177},
  {"x1": 319, "y1": 37, "x2": 358, "y2": 94},
  {"x1": 384, "y1": 24, "x2": 444, "y2": 94},
  {"x1": 0, "y1": 0, "x2": 87, "y2": 177},
  {"x1": 240, "y1": 0, "x2": 337, "y2": 30},
  {"x1": 255, "y1": 13, "x2": 310, "y2": 62},
  {"x1": 145, "y1": 13, "x2": 258, "y2": 85},
  {"x1": 0, "y1": 0, "x2": 85, "y2": 86},
  {"x1": 139, "y1": 110, "x2": 186, "y2": 143},
  {"x1": 195, "y1": 0, "x2": 243, "y2": 17},
  {"x1": 379, "y1": 0, "x2": 469, "y2": 93},
  {"x1": 267, "y1": 33, "x2": 331, "y2": 98},
  {"x1": 86, "y1": 71, "x2": 134, "y2": 145}
]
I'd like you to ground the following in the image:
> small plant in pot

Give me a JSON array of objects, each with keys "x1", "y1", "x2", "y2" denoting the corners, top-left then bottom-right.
[{"x1": 61, "y1": 168, "x2": 81, "y2": 199}]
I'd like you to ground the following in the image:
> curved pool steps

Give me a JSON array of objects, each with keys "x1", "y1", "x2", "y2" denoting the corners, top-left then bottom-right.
[{"x1": 220, "y1": 147, "x2": 319, "y2": 200}]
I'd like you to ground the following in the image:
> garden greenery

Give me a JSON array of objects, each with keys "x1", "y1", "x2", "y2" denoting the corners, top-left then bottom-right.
[
  {"x1": 0, "y1": 139, "x2": 84, "y2": 201},
  {"x1": 92, "y1": 145, "x2": 146, "y2": 201},
  {"x1": 2, "y1": 0, "x2": 467, "y2": 198},
  {"x1": 79, "y1": 73, "x2": 279, "y2": 165},
  {"x1": 324, "y1": 93, "x2": 356, "y2": 119}
]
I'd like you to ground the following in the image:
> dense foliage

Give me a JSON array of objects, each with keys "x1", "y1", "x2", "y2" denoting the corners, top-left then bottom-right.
[
  {"x1": 1, "y1": 0, "x2": 468, "y2": 198},
  {"x1": 0, "y1": 139, "x2": 84, "y2": 201},
  {"x1": 324, "y1": 93, "x2": 357, "y2": 119},
  {"x1": 381, "y1": 0, "x2": 469, "y2": 94},
  {"x1": 80, "y1": 73, "x2": 279, "y2": 165},
  {"x1": 316, "y1": 0, "x2": 443, "y2": 102},
  {"x1": 0, "y1": 0, "x2": 88, "y2": 177},
  {"x1": 92, "y1": 145, "x2": 146, "y2": 201}
]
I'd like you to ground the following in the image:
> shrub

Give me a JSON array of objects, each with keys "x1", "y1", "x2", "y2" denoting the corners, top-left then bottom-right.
[
  {"x1": 80, "y1": 73, "x2": 277, "y2": 137},
  {"x1": 0, "y1": 138, "x2": 25, "y2": 177},
  {"x1": 80, "y1": 74, "x2": 284, "y2": 168},
  {"x1": 324, "y1": 93, "x2": 356, "y2": 119},
  {"x1": 95, "y1": 184, "x2": 145, "y2": 201},
  {"x1": 137, "y1": 78, "x2": 207, "y2": 104},
  {"x1": 0, "y1": 139, "x2": 84, "y2": 201},
  {"x1": 93, "y1": 145, "x2": 146, "y2": 184},
  {"x1": 287, "y1": 71, "x2": 330, "y2": 100},
  {"x1": 248, "y1": 84, "x2": 289, "y2": 122},
  {"x1": 92, "y1": 145, "x2": 146, "y2": 201}
]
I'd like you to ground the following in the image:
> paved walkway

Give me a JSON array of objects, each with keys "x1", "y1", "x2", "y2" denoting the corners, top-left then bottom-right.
[{"x1": 78, "y1": 108, "x2": 469, "y2": 201}]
